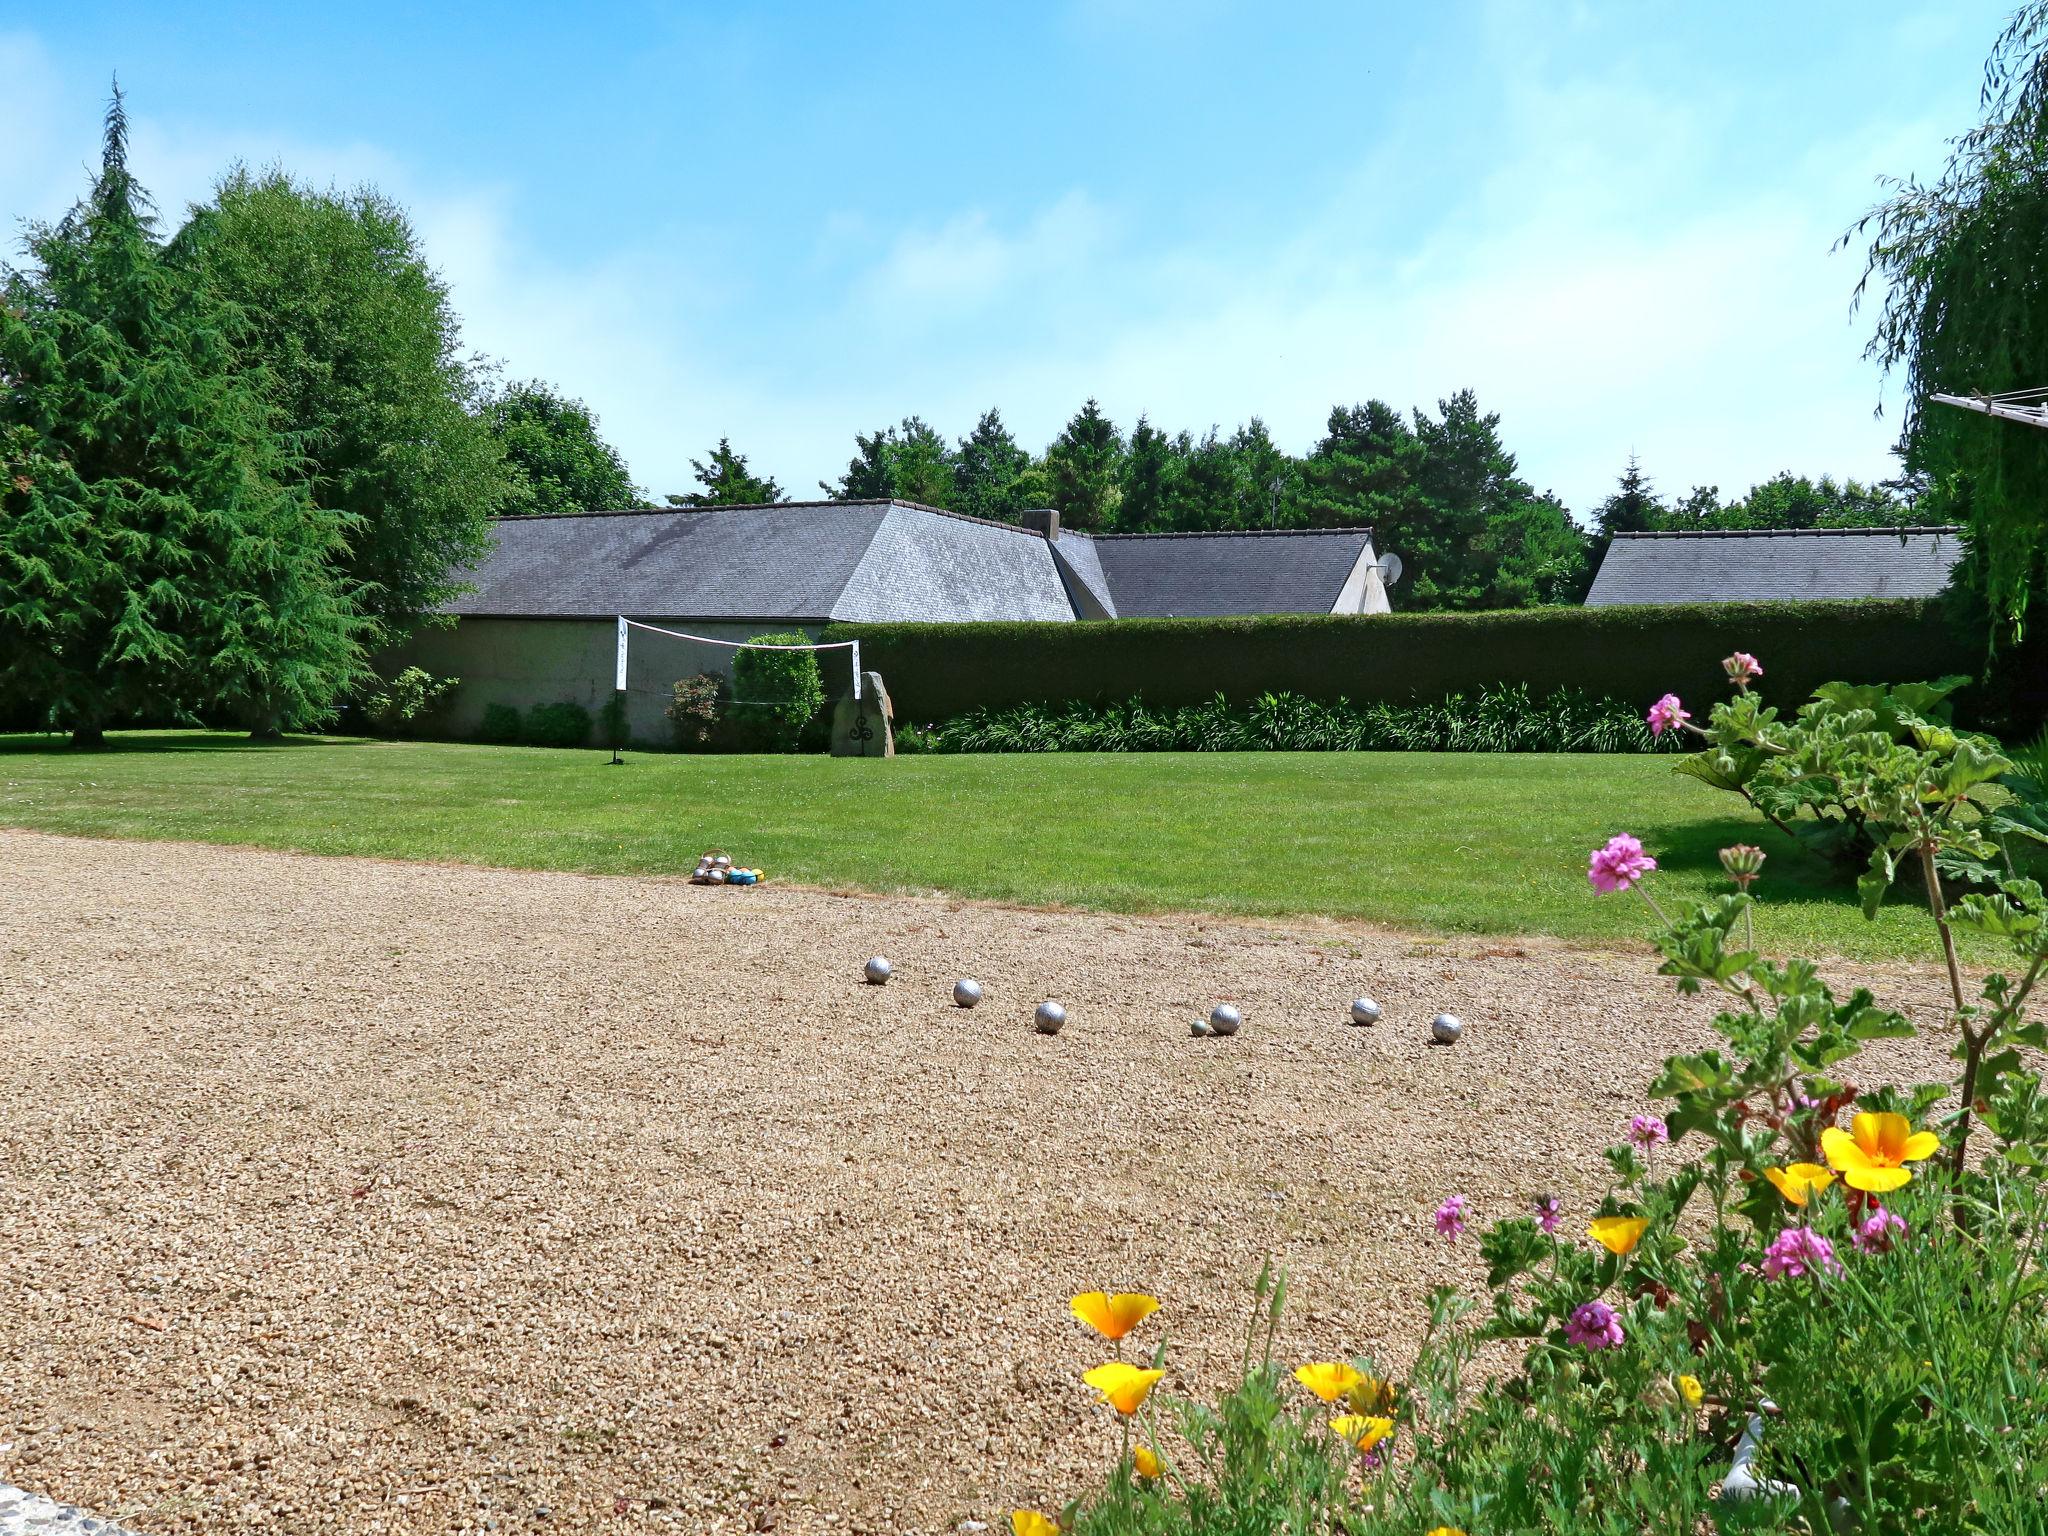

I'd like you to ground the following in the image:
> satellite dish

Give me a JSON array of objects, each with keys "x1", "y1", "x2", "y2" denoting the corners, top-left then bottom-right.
[{"x1": 1375, "y1": 551, "x2": 1404, "y2": 587}]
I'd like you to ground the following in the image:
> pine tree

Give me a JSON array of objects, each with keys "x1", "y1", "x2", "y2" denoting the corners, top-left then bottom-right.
[
  {"x1": 818, "y1": 417, "x2": 956, "y2": 506},
  {"x1": 1593, "y1": 455, "x2": 1667, "y2": 539},
  {"x1": 668, "y1": 438, "x2": 785, "y2": 506},
  {"x1": 0, "y1": 90, "x2": 362, "y2": 744},
  {"x1": 953, "y1": 408, "x2": 1032, "y2": 521},
  {"x1": 1044, "y1": 399, "x2": 1125, "y2": 531}
]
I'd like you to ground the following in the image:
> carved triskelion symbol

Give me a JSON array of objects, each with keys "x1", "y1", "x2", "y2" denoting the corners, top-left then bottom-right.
[{"x1": 849, "y1": 710, "x2": 874, "y2": 746}]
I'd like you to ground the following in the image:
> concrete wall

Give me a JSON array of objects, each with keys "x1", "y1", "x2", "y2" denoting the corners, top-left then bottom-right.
[{"x1": 387, "y1": 617, "x2": 829, "y2": 747}]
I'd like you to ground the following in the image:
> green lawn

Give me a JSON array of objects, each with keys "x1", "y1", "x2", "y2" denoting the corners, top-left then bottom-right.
[{"x1": 0, "y1": 731, "x2": 1960, "y2": 961}]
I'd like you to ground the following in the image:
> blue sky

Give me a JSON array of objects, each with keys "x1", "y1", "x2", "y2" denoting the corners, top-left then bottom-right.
[{"x1": 0, "y1": 1, "x2": 2014, "y2": 515}]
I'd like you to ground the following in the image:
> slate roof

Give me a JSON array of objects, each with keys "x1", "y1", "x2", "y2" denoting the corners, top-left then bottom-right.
[
  {"x1": 446, "y1": 501, "x2": 1073, "y2": 622},
  {"x1": 1584, "y1": 527, "x2": 1965, "y2": 607},
  {"x1": 1067, "y1": 528, "x2": 1375, "y2": 618}
]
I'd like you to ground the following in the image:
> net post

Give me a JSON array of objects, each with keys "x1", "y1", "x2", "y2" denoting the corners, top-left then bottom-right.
[
  {"x1": 610, "y1": 616, "x2": 628, "y2": 765},
  {"x1": 852, "y1": 639, "x2": 861, "y2": 701}
]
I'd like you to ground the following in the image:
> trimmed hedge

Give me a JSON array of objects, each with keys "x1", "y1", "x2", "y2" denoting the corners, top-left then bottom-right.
[{"x1": 824, "y1": 600, "x2": 1985, "y2": 724}]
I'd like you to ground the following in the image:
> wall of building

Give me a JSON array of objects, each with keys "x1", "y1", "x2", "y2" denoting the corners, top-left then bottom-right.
[{"x1": 387, "y1": 617, "x2": 829, "y2": 746}]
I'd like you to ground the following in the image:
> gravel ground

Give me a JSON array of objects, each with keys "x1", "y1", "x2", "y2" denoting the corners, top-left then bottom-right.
[{"x1": 0, "y1": 829, "x2": 1961, "y2": 1536}]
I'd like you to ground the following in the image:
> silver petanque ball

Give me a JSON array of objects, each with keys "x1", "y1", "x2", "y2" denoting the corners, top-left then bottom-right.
[
  {"x1": 1209, "y1": 1003, "x2": 1242, "y2": 1037},
  {"x1": 1431, "y1": 1012, "x2": 1463, "y2": 1044},
  {"x1": 864, "y1": 955, "x2": 892, "y2": 985},
  {"x1": 1034, "y1": 1000, "x2": 1066, "y2": 1035},
  {"x1": 1190, "y1": 1016, "x2": 1213, "y2": 1037},
  {"x1": 952, "y1": 978, "x2": 983, "y2": 1008},
  {"x1": 1350, "y1": 996, "x2": 1382, "y2": 1027}
]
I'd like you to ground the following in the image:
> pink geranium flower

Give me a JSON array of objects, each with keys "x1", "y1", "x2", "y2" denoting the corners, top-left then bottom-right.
[
  {"x1": 1852, "y1": 1205, "x2": 1908, "y2": 1255},
  {"x1": 1628, "y1": 1114, "x2": 1669, "y2": 1150},
  {"x1": 1762, "y1": 1225, "x2": 1842, "y2": 1280},
  {"x1": 1646, "y1": 693, "x2": 1690, "y2": 737},
  {"x1": 1723, "y1": 652, "x2": 1764, "y2": 688},
  {"x1": 1434, "y1": 1194, "x2": 1469, "y2": 1241},
  {"x1": 1534, "y1": 1194, "x2": 1562, "y2": 1235},
  {"x1": 1588, "y1": 834, "x2": 1657, "y2": 893},
  {"x1": 1565, "y1": 1300, "x2": 1625, "y2": 1351}
]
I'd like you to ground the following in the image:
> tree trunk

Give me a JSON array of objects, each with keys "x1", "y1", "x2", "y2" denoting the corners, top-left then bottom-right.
[{"x1": 70, "y1": 724, "x2": 106, "y2": 750}]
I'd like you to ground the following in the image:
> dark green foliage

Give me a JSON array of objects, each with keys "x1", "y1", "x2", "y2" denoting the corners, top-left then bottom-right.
[
  {"x1": 484, "y1": 380, "x2": 641, "y2": 515},
  {"x1": 523, "y1": 699, "x2": 593, "y2": 748},
  {"x1": 362, "y1": 667, "x2": 457, "y2": 737},
  {"x1": 477, "y1": 703, "x2": 522, "y2": 743},
  {"x1": 932, "y1": 685, "x2": 1665, "y2": 754},
  {"x1": 819, "y1": 416, "x2": 955, "y2": 506},
  {"x1": 665, "y1": 671, "x2": 728, "y2": 748},
  {"x1": 729, "y1": 632, "x2": 825, "y2": 752},
  {"x1": 1849, "y1": 3, "x2": 2048, "y2": 632},
  {"x1": 1045, "y1": 398, "x2": 1125, "y2": 531},
  {"x1": 0, "y1": 92, "x2": 364, "y2": 743},
  {"x1": 666, "y1": 438, "x2": 783, "y2": 507},
  {"x1": 825, "y1": 600, "x2": 1981, "y2": 726},
  {"x1": 171, "y1": 169, "x2": 507, "y2": 646},
  {"x1": 951, "y1": 407, "x2": 1034, "y2": 522}
]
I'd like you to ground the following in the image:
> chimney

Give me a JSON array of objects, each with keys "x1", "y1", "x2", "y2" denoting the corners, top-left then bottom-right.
[{"x1": 1018, "y1": 507, "x2": 1060, "y2": 541}]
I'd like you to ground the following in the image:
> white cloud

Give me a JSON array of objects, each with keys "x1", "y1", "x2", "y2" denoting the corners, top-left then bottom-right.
[{"x1": 2, "y1": 16, "x2": 1960, "y2": 514}]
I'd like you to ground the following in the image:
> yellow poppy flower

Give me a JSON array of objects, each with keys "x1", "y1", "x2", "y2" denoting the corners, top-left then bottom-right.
[
  {"x1": 1132, "y1": 1444, "x2": 1162, "y2": 1480},
  {"x1": 1821, "y1": 1113, "x2": 1939, "y2": 1193},
  {"x1": 1011, "y1": 1513, "x2": 1059, "y2": 1536},
  {"x1": 1329, "y1": 1414, "x2": 1393, "y2": 1453},
  {"x1": 1084, "y1": 1361, "x2": 1165, "y2": 1415},
  {"x1": 1588, "y1": 1215, "x2": 1648, "y2": 1256},
  {"x1": 1425, "y1": 1528, "x2": 1470, "y2": 1536},
  {"x1": 1677, "y1": 1373, "x2": 1704, "y2": 1408},
  {"x1": 1293, "y1": 1360, "x2": 1364, "y2": 1403},
  {"x1": 1070, "y1": 1291, "x2": 1160, "y2": 1341},
  {"x1": 1346, "y1": 1373, "x2": 1397, "y2": 1415},
  {"x1": 1763, "y1": 1162, "x2": 1836, "y2": 1207}
]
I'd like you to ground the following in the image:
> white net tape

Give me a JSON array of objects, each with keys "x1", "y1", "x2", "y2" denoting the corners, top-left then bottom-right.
[{"x1": 617, "y1": 618, "x2": 862, "y2": 700}]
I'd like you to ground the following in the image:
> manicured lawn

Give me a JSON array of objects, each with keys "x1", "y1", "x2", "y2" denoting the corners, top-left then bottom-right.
[{"x1": 0, "y1": 731, "x2": 1958, "y2": 960}]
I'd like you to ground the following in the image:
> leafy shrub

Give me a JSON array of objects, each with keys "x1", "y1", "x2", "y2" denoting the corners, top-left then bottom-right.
[
  {"x1": 477, "y1": 702, "x2": 521, "y2": 743},
  {"x1": 824, "y1": 599, "x2": 1985, "y2": 726},
  {"x1": 730, "y1": 632, "x2": 825, "y2": 752},
  {"x1": 1667, "y1": 665, "x2": 2048, "y2": 880},
  {"x1": 523, "y1": 699, "x2": 592, "y2": 749},
  {"x1": 1019, "y1": 648, "x2": 2048, "y2": 1534},
  {"x1": 929, "y1": 685, "x2": 1668, "y2": 754},
  {"x1": 666, "y1": 671, "x2": 729, "y2": 749},
  {"x1": 361, "y1": 667, "x2": 457, "y2": 737}
]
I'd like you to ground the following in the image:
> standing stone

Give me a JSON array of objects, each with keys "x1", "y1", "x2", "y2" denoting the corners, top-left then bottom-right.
[{"x1": 831, "y1": 671, "x2": 894, "y2": 758}]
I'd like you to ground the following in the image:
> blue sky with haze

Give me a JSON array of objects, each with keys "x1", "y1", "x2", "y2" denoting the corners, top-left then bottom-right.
[{"x1": 0, "y1": 2, "x2": 2012, "y2": 516}]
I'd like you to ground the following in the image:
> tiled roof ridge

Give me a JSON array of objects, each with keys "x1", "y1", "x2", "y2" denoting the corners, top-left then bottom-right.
[{"x1": 490, "y1": 500, "x2": 1048, "y2": 537}]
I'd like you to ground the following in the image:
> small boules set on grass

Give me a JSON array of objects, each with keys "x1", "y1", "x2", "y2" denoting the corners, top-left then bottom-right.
[{"x1": 859, "y1": 962, "x2": 1465, "y2": 1044}]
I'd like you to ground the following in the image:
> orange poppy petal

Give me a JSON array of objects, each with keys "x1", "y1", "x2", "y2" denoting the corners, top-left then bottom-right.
[
  {"x1": 1821, "y1": 1126, "x2": 1877, "y2": 1175},
  {"x1": 1764, "y1": 1167, "x2": 1807, "y2": 1206},
  {"x1": 1084, "y1": 1362, "x2": 1164, "y2": 1415},
  {"x1": 1589, "y1": 1216, "x2": 1648, "y2": 1255},
  {"x1": 1329, "y1": 1414, "x2": 1393, "y2": 1452},
  {"x1": 1070, "y1": 1291, "x2": 1158, "y2": 1341},
  {"x1": 1293, "y1": 1361, "x2": 1363, "y2": 1403},
  {"x1": 1012, "y1": 1513, "x2": 1060, "y2": 1536},
  {"x1": 1843, "y1": 1164, "x2": 1912, "y2": 1194},
  {"x1": 1900, "y1": 1131, "x2": 1940, "y2": 1163}
]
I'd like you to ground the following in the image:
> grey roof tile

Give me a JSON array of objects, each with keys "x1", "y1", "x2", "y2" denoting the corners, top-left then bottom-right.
[
  {"x1": 1584, "y1": 527, "x2": 1964, "y2": 606},
  {"x1": 1079, "y1": 528, "x2": 1374, "y2": 617},
  {"x1": 447, "y1": 501, "x2": 1069, "y2": 622},
  {"x1": 1047, "y1": 535, "x2": 1118, "y2": 618}
]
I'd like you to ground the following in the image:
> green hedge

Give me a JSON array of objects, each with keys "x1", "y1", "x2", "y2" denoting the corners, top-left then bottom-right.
[{"x1": 824, "y1": 600, "x2": 1985, "y2": 724}]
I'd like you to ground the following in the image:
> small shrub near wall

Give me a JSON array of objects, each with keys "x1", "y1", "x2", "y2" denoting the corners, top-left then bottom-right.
[
  {"x1": 477, "y1": 703, "x2": 522, "y2": 743},
  {"x1": 729, "y1": 632, "x2": 825, "y2": 752},
  {"x1": 523, "y1": 700, "x2": 592, "y2": 749},
  {"x1": 666, "y1": 672, "x2": 729, "y2": 749}
]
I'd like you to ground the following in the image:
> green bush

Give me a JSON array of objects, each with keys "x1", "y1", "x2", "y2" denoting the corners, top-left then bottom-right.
[
  {"x1": 477, "y1": 702, "x2": 521, "y2": 743},
  {"x1": 824, "y1": 600, "x2": 1983, "y2": 725},
  {"x1": 933, "y1": 685, "x2": 1667, "y2": 754},
  {"x1": 523, "y1": 699, "x2": 592, "y2": 749},
  {"x1": 361, "y1": 666, "x2": 458, "y2": 738},
  {"x1": 730, "y1": 631, "x2": 825, "y2": 752}
]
